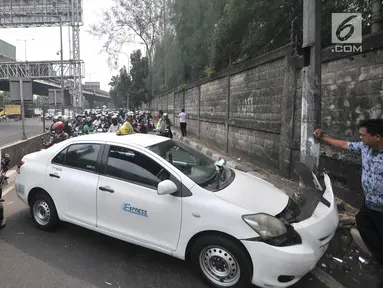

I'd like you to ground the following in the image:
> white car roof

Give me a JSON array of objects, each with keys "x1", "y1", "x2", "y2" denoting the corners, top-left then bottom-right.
[{"x1": 68, "y1": 133, "x2": 169, "y2": 147}]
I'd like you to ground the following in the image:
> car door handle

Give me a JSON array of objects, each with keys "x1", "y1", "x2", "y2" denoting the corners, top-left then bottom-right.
[
  {"x1": 99, "y1": 186, "x2": 114, "y2": 193},
  {"x1": 49, "y1": 173, "x2": 60, "y2": 179}
]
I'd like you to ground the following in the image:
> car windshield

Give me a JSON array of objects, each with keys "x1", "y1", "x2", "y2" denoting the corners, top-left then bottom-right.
[{"x1": 148, "y1": 139, "x2": 217, "y2": 186}]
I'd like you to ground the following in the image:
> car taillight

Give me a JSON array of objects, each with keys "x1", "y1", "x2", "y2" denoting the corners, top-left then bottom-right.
[{"x1": 16, "y1": 161, "x2": 24, "y2": 174}]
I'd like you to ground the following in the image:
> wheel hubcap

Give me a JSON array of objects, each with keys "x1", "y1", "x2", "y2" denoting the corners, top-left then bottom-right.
[
  {"x1": 33, "y1": 200, "x2": 51, "y2": 226},
  {"x1": 199, "y1": 246, "x2": 240, "y2": 286}
]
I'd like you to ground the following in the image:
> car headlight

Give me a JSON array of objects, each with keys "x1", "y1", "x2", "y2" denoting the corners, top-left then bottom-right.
[{"x1": 242, "y1": 213, "x2": 287, "y2": 239}]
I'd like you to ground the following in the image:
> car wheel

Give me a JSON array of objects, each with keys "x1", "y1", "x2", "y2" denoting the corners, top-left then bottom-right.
[
  {"x1": 30, "y1": 193, "x2": 59, "y2": 231},
  {"x1": 191, "y1": 235, "x2": 253, "y2": 288}
]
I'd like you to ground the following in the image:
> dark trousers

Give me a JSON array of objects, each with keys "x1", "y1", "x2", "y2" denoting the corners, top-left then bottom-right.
[
  {"x1": 356, "y1": 205, "x2": 383, "y2": 265},
  {"x1": 180, "y1": 122, "x2": 187, "y2": 136}
]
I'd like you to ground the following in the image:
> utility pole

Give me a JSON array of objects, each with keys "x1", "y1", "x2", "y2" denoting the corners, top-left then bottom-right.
[
  {"x1": 371, "y1": 0, "x2": 383, "y2": 33},
  {"x1": 300, "y1": 0, "x2": 322, "y2": 173},
  {"x1": 163, "y1": 0, "x2": 167, "y2": 88},
  {"x1": 59, "y1": 20, "x2": 65, "y2": 115},
  {"x1": 16, "y1": 38, "x2": 34, "y2": 61},
  {"x1": 19, "y1": 78, "x2": 27, "y2": 140}
]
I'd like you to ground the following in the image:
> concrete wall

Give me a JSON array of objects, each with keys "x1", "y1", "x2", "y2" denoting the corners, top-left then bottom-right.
[
  {"x1": 144, "y1": 32, "x2": 383, "y2": 207},
  {"x1": 1, "y1": 133, "x2": 45, "y2": 168}
]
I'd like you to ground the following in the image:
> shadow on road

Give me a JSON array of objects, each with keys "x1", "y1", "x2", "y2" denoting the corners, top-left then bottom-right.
[
  {"x1": 0, "y1": 195, "x2": 326, "y2": 288},
  {"x1": 0, "y1": 206, "x2": 209, "y2": 288}
]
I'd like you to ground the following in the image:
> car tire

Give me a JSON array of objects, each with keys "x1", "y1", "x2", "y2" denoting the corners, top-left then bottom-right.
[
  {"x1": 30, "y1": 193, "x2": 59, "y2": 231},
  {"x1": 191, "y1": 235, "x2": 253, "y2": 288}
]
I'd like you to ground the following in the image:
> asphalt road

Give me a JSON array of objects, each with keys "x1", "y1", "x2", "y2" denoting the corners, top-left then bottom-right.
[
  {"x1": 0, "y1": 189, "x2": 327, "y2": 288},
  {"x1": 0, "y1": 117, "x2": 45, "y2": 147}
]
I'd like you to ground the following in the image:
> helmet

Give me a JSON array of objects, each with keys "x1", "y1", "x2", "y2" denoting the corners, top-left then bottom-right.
[
  {"x1": 53, "y1": 116, "x2": 59, "y2": 123},
  {"x1": 126, "y1": 111, "x2": 134, "y2": 118},
  {"x1": 62, "y1": 115, "x2": 69, "y2": 124},
  {"x1": 52, "y1": 121, "x2": 65, "y2": 134},
  {"x1": 111, "y1": 115, "x2": 118, "y2": 125},
  {"x1": 163, "y1": 113, "x2": 168, "y2": 118}
]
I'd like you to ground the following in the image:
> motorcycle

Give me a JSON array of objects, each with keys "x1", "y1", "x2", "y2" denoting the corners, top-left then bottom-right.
[
  {"x1": 162, "y1": 117, "x2": 173, "y2": 139},
  {"x1": 0, "y1": 152, "x2": 11, "y2": 228},
  {"x1": 41, "y1": 136, "x2": 53, "y2": 150}
]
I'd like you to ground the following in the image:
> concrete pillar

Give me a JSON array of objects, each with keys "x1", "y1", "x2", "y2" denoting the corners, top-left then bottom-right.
[
  {"x1": 88, "y1": 99, "x2": 94, "y2": 109},
  {"x1": 371, "y1": 0, "x2": 383, "y2": 33}
]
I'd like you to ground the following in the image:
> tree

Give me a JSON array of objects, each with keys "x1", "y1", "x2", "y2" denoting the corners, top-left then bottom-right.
[
  {"x1": 129, "y1": 50, "x2": 149, "y2": 106},
  {"x1": 89, "y1": 0, "x2": 163, "y2": 97},
  {"x1": 0, "y1": 91, "x2": 10, "y2": 108},
  {"x1": 109, "y1": 66, "x2": 132, "y2": 109},
  {"x1": 98, "y1": 0, "x2": 375, "y2": 96}
]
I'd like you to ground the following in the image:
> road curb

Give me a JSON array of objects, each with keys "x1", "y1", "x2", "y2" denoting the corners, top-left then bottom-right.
[{"x1": 1, "y1": 168, "x2": 16, "y2": 197}]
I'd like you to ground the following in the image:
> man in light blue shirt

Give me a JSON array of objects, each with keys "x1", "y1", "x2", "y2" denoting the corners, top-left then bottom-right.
[{"x1": 314, "y1": 119, "x2": 383, "y2": 267}]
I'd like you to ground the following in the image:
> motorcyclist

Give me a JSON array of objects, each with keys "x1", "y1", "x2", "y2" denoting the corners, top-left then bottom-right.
[
  {"x1": 62, "y1": 115, "x2": 74, "y2": 138},
  {"x1": 50, "y1": 115, "x2": 59, "y2": 131},
  {"x1": 108, "y1": 115, "x2": 121, "y2": 133},
  {"x1": 50, "y1": 121, "x2": 69, "y2": 145},
  {"x1": 119, "y1": 108, "x2": 125, "y2": 121},
  {"x1": 83, "y1": 117, "x2": 97, "y2": 134},
  {"x1": 126, "y1": 111, "x2": 140, "y2": 133},
  {"x1": 100, "y1": 115, "x2": 109, "y2": 131},
  {"x1": 162, "y1": 113, "x2": 173, "y2": 138},
  {"x1": 153, "y1": 110, "x2": 166, "y2": 135},
  {"x1": 93, "y1": 114, "x2": 102, "y2": 128},
  {"x1": 73, "y1": 114, "x2": 83, "y2": 129},
  {"x1": 137, "y1": 111, "x2": 148, "y2": 133},
  {"x1": 116, "y1": 113, "x2": 135, "y2": 135}
]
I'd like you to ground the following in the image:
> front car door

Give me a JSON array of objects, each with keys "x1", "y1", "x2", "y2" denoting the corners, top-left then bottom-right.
[
  {"x1": 45, "y1": 142, "x2": 103, "y2": 227},
  {"x1": 96, "y1": 144, "x2": 182, "y2": 252}
]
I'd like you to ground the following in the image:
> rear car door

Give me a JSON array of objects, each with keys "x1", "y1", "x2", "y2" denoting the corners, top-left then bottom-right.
[
  {"x1": 96, "y1": 144, "x2": 182, "y2": 252},
  {"x1": 45, "y1": 142, "x2": 103, "y2": 227}
]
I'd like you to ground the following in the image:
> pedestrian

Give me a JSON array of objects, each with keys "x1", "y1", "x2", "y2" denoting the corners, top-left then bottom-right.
[
  {"x1": 313, "y1": 119, "x2": 383, "y2": 268},
  {"x1": 179, "y1": 108, "x2": 187, "y2": 136}
]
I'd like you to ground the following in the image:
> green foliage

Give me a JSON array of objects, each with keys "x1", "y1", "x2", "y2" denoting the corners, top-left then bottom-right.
[
  {"x1": 202, "y1": 66, "x2": 216, "y2": 78},
  {"x1": 0, "y1": 91, "x2": 10, "y2": 107},
  {"x1": 150, "y1": 0, "x2": 372, "y2": 91},
  {"x1": 109, "y1": 50, "x2": 149, "y2": 109},
  {"x1": 95, "y1": 0, "x2": 373, "y2": 95}
]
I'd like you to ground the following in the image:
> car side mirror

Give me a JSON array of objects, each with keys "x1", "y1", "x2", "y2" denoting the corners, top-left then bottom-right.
[{"x1": 157, "y1": 180, "x2": 178, "y2": 195}]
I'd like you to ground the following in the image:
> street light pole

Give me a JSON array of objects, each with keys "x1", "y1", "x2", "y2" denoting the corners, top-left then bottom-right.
[
  {"x1": 60, "y1": 20, "x2": 65, "y2": 115},
  {"x1": 17, "y1": 38, "x2": 34, "y2": 61},
  {"x1": 19, "y1": 78, "x2": 27, "y2": 140}
]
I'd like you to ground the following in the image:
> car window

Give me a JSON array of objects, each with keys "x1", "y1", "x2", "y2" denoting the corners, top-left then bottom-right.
[
  {"x1": 106, "y1": 145, "x2": 169, "y2": 188},
  {"x1": 64, "y1": 144, "x2": 101, "y2": 172},
  {"x1": 52, "y1": 147, "x2": 68, "y2": 165},
  {"x1": 148, "y1": 140, "x2": 217, "y2": 186}
]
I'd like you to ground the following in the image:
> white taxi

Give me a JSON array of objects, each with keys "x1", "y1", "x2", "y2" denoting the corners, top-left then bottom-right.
[{"x1": 15, "y1": 133, "x2": 339, "y2": 288}]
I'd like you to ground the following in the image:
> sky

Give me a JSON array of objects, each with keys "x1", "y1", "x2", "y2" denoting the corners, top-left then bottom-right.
[{"x1": 0, "y1": 0, "x2": 145, "y2": 91}]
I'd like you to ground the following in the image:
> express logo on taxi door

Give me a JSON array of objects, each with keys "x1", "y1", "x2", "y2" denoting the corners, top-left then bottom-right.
[{"x1": 123, "y1": 203, "x2": 148, "y2": 217}]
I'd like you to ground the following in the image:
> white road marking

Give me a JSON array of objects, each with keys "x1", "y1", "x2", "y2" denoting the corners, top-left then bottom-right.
[
  {"x1": 2, "y1": 185, "x2": 14, "y2": 197},
  {"x1": 2, "y1": 169, "x2": 16, "y2": 197}
]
